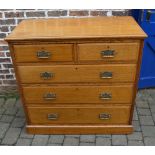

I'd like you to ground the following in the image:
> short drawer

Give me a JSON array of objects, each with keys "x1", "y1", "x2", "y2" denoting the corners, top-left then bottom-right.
[
  {"x1": 13, "y1": 44, "x2": 73, "y2": 62},
  {"x1": 78, "y1": 43, "x2": 139, "y2": 62},
  {"x1": 23, "y1": 85, "x2": 133, "y2": 104},
  {"x1": 18, "y1": 64, "x2": 136, "y2": 83},
  {"x1": 27, "y1": 106, "x2": 131, "y2": 125}
]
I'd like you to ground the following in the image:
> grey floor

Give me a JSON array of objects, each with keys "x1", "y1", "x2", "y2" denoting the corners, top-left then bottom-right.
[{"x1": 0, "y1": 89, "x2": 155, "y2": 146}]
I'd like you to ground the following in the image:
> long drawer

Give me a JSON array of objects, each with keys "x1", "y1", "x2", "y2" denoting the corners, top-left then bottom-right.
[
  {"x1": 23, "y1": 85, "x2": 133, "y2": 104},
  {"x1": 78, "y1": 43, "x2": 139, "y2": 62},
  {"x1": 18, "y1": 64, "x2": 136, "y2": 83},
  {"x1": 13, "y1": 44, "x2": 73, "y2": 62},
  {"x1": 27, "y1": 106, "x2": 131, "y2": 125}
]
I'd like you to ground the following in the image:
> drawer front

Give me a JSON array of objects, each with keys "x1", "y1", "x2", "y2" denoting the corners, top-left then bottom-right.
[
  {"x1": 18, "y1": 64, "x2": 136, "y2": 83},
  {"x1": 23, "y1": 85, "x2": 133, "y2": 104},
  {"x1": 78, "y1": 43, "x2": 139, "y2": 62},
  {"x1": 27, "y1": 106, "x2": 131, "y2": 125},
  {"x1": 13, "y1": 44, "x2": 73, "y2": 62}
]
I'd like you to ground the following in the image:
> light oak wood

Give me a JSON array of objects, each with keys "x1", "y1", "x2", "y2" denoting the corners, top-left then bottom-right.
[
  {"x1": 13, "y1": 44, "x2": 73, "y2": 62},
  {"x1": 18, "y1": 64, "x2": 136, "y2": 83},
  {"x1": 27, "y1": 105, "x2": 131, "y2": 125},
  {"x1": 129, "y1": 40, "x2": 145, "y2": 123},
  {"x1": 27, "y1": 125, "x2": 133, "y2": 134},
  {"x1": 22, "y1": 85, "x2": 133, "y2": 104},
  {"x1": 5, "y1": 17, "x2": 147, "y2": 134},
  {"x1": 78, "y1": 42, "x2": 139, "y2": 62},
  {"x1": 5, "y1": 17, "x2": 146, "y2": 41}
]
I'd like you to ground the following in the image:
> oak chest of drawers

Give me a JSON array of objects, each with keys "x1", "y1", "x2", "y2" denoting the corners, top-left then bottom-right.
[{"x1": 5, "y1": 17, "x2": 147, "y2": 134}]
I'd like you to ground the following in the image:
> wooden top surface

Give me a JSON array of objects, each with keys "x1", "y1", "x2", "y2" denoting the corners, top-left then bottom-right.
[{"x1": 5, "y1": 16, "x2": 147, "y2": 41}]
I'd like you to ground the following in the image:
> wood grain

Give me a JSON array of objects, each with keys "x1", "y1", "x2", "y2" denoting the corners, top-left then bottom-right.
[
  {"x1": 22, "y1": 85, "x2": 133, "y2": 104},
  {"x1": 78, "y1": 42, "x2": 139, "y2": 62},
  {"x1": 5, "y1": 17, "x2": 146, "y2": 134},
  {"x1": 5, "y1": 17, "x2": 146, "y2": 41},
  {"x1": 27, "y1": 125, "x2": 133, "y2": 134},
  {"x1": 27, "y1": 105, "x2": 131, "y2": 125},
  {"x1": 17, "y1": 64, "x2": 136, "y2": 83},
  {"x1": 13, "y1": 44, "x2": 73, "y2": 62},
  {"x1": 129, "y1": 40, "x2": 145, "y2": 124}
]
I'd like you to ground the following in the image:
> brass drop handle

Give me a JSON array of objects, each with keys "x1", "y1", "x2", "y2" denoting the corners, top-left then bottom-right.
[
  {"x1": 44, "y1": 93, "x2": 56, "y2": 100},
  {"x1": 100, "y1": 93, "x2": 112, "y2": 100},
  {"x1": 47, "y1": 113, "x2": 58, "y2": 120},
  {"x1": 40, "y1": 72, "x2": 54, "y2": 80},
  {"x1": 101, "y1": 50, "x2": 115, "y2": 58},
  {"x1": 99, "y1": 113, "x2": 111, "y2": 120},
  {"x1": 37, "y1": 51, "x2": 51, "y2": 59},
  {"x1": 100, "y1": 72, "x2": 113, "y2": 79}
]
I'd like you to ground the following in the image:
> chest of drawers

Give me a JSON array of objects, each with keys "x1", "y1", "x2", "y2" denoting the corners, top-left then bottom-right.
[{"x1": 5, "y1": 17, "x2": 146, "y2": 134}]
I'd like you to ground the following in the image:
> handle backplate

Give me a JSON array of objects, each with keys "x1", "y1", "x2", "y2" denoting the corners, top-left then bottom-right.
[
  {"x1": 44, "y1": 93, "x2": 56, "y2": 100},
  {"x1": 37, "y1": 51, "x2": 51, "y2": 59},
  {"x1": 99, "y1": 113, "x2": 111, "y2": 120},
  {"x1": 40, "y1": 72, "x2": 54, "y2": 80},
  {"x1": 47, "y1": 113, "x2": 58, "y2": 120},
  {"x1": 100, "y1": 72, "x2": 113, "y2": 79},
  {"x1": 100, "y1": 93, "x2": 112, "y2": 100},
  {"x1": 101, "y1": 50, "x2": 115, "y2": 58}
]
